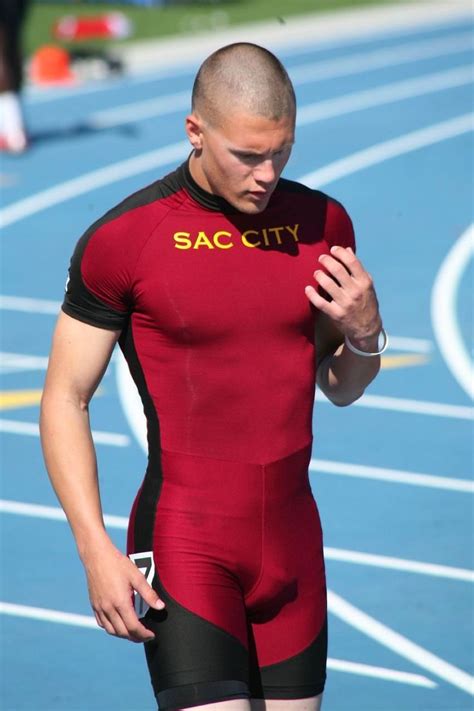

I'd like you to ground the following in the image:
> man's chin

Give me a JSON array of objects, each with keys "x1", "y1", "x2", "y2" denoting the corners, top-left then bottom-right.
[{"x1": 232, "y1": 195, "x2": 271, "y2": 215}]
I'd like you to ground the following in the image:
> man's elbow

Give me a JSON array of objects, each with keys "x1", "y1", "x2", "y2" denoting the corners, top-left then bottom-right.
[{"x1": 325, "y1": 388, "x2": 365, "y2": 407}]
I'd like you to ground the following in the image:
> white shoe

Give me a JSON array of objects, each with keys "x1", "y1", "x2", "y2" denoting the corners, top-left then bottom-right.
[{"x1": 0, "y1": 130, "x2": 28, "y2": 154}]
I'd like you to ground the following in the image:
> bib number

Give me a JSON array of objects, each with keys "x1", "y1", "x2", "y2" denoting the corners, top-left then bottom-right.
[{"x1": 129, "y1": 551, "x2": 155, "y2": 618}]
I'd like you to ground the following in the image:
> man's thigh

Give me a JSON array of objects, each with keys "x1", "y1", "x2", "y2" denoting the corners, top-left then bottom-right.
[
  {"x1": 251, "y1": 695, "x2": 323, "y2": 711},
  {"x1": 179, "y1": 698, "x2": 322, "y2": 711}
]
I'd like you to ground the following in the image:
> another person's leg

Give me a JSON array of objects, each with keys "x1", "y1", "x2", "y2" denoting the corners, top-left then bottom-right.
[{"x1": 0, "y1": 0, "x2": 29, "y2": 152}]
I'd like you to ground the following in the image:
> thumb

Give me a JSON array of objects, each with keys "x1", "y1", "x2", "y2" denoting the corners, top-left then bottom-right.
[{"x1": 133, "y1": 573, "x2": 165, "y2": 610}]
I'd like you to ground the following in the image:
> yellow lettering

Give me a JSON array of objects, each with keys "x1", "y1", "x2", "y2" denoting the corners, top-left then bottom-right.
[
  {"x1": 268, "y1": 226, "x2": 285, "y2": 245},
  {"x1": 193, "y1": 231, "x2": 214, "y2": 249},
  {"x1": 241, "y1": 230, "x2": 261, "y2": 248},
  {"x1": 213, "y1": 231, "x2": 233, "y2": 249},
  {"x1": 286, "y1": 224, "x2": 300, "y2": 242},
  {"x1": 261, "y1": 228, "x2": 270, "y2": 247},
  {"x1": 174, "y1": 232, "x2": 192, "y2": 250}
]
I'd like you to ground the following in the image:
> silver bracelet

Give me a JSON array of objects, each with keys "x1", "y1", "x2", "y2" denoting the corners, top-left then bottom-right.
[{"x1": 345, "y1": 328, "x2": 388, "y2": 357}]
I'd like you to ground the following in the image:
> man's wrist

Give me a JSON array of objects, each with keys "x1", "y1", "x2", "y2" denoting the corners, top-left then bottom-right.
[
  {"x1": 76, "y1": 526, "x2": 112, "y2": 562},
  {"x1": 345, "y1": 327, "x2": 388, "y2": 357}
]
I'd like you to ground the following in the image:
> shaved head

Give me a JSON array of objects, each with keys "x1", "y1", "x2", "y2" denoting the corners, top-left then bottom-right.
[{"x1": 192, "y1": 42, "x2": 296, "y2": 126}]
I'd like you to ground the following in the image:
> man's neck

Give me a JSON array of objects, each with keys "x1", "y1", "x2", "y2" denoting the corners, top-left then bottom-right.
[{"x1": 188, "y1": 151, "x2": 213, "y2": 195}]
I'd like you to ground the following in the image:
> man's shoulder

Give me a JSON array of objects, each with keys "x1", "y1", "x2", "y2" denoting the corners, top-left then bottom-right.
[{"x1": 92, "y1": 165, "x2": 185, "y2": 236}]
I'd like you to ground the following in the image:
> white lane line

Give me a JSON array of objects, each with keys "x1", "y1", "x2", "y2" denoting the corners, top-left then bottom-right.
[
  {"x1": 0, "y1": 598, "x2": 437, "y2": 687},
  {"x1": 316, "y1": 389, "x2": 474, "y2": 420},
  {"x1": 326, "y1": 658, "x2": 436, "y2": 688},
  {"x1": 300, "y1": 112, "x2": 474, "y2": 187},
  {"x1": 0, "y1": 602, "x2": 99, "y2": 629},
  {"x1": 431, "y1": 224, "x2": 474, "y2": 400},
  {"x1": 310, "y1": 458, "x2": 473, "y2": 492},
  {"x1": 116, "y1": 350, "x2": 148, "y2": 452},
  {"x1": 291, "y1": 31, "x2": 473, "y2": 84},
  {"x1": 388, "y1": 336, "x2": 433, "y2": 353},
  {"x1": 84, "y1": 36, "x2": 474, "y2": 129},
  {"x1": 324, "y1": 547, "x2": 474, "y2": 582},
  {"x1": 0, "y1": 500, "x2": 129, "y2": 529},
  {"x1": 297, "y1": 65, "x2": 473, "y2": 126},
  {"x1": 0, "y1": 352, "x2": 49, "y2": 374},
  {"x1": 88, "y1": 90, "x2": 190, "y2": 129},
  {"x1": 327, "y1": 589, "x2": 474, "y2": 696},
  {"x1": 2, "y1": 498, "x2": 473, "y2": 583},
  {"x1": 0, "y1": 140, "x2": 190, "y2": 230},
  {"x1": 0, "y1": 295, "x2": 61, "y2": 314},
  {"x1": 1, "y1": 109, "x2": 471, "y2": 232},
  {"x1": 0, "y1": 419, "x2": 130, "y2": 447}
]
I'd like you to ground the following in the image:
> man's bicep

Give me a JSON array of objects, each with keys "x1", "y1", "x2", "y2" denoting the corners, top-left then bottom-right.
[
  {"x1": 314, "y1": 311, "x2": 344, "y2": 370},
  {"x1": 44, "y1": 311, "x2": 121, "y2": 403}
]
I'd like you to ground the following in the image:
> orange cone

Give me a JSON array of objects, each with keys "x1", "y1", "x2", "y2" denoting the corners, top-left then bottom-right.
[{"x1": 30, "y1": 45, "x2": 76, "y2": 86}]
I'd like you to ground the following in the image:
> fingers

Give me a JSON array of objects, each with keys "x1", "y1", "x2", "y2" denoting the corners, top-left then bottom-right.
[
  {"x1": 131, "y1": 569, "x2": 165, "y2": 611},
  {"x1": 327, "y1": 245, "x2": 366, "y2": 279},
  {"x1": 95, "y1": 599, "x2": 156, "y2": 643},
  {"x1": 116, "y1": 602, "x2": 156, "y2": 644},
  {"x1": 318, "y1": 252, "x2": 353, "y2": 290},
  {"x1": 305, "y1": 285, "x2": 343, "y2": 319}
]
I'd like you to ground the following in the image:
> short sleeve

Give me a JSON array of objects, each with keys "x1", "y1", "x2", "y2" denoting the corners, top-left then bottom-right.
[
  {"x1": 62, "y1": 218, "x2": 131, "y2": 331},
  {"x1": 325, "y1": 197, "x2": 356, "y2": 253}
]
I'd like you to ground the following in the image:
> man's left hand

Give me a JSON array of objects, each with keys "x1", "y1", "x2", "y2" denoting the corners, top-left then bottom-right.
[{"x1": 305, "y1": 245, "x2": 382, "y2": 349}]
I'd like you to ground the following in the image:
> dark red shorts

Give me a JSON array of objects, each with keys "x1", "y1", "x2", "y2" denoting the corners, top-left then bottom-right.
[{"x1": 128, "y1": 443, "x2": 327, "y2": 710}]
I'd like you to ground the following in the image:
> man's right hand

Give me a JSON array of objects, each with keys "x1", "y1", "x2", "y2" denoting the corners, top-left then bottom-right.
[{"x1": 81, "y1": 537, "x2": 165, "y2": 643}]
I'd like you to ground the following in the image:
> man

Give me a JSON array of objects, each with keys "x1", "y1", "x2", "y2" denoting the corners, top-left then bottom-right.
[{"x1": 40, "y1": 43, "x2": 385, "y2": 711}]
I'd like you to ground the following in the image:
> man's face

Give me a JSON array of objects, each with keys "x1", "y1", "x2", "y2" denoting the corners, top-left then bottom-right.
[{"x1": 187, "y1": 111, "x2": 295, "y2": 214}]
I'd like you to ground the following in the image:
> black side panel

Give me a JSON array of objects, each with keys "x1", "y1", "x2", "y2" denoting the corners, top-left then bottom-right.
[
  {"x1": 144, "y1": 593, "x2": 250, "y2": 701},
  {"x1": 62, "y1": 164, "x2": 186, "y2": 330},
  {"x1": 119, "y1": 320, "x2": 162, "y2": 549},
  {"x1": 249, "y1": 618, "x2": 328, "y2": 699}
]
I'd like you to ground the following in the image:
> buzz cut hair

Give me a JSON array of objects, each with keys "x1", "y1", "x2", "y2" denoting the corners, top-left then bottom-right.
[{"x1": 191, "y1": 42, "x2": 296, "y2": 126}]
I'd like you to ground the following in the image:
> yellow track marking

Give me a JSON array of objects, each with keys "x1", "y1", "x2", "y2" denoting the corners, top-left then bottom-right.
[
  {"x1": 0, "y1": 390, "x2": 43, "y2": 410},
  {"x1": 381, "y1": 354, "x2": 430, "y2": 370},
  {"x1": 0, "y1": 387, "x2": 104, "y2": 410}
]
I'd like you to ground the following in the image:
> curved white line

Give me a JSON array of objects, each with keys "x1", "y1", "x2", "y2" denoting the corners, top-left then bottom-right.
[
  {"x1": 0, "y1": 418, "x2": 129, "y2": 447},
  {"x1": 0, "y1": 602, "x2": 99, "y2": 629},
  {"x1": 328, "y1": 589, "x2": 474, "y2": 695},
  {"x1": 431, "y1": 224, "x2": 474, "y2": 399},
  {"x1": 316, "y1": 389, "x2": 473, "y2": 420},
  {"x1": 310, "y1": 458, "x2": 473, "y2": 492},
  {"x1": 324, "y1": 547, "x2": 474, "y2": 582},
  {"x1": 326, "y1": 658, "x2": 436, "y2": 688},
  {"x1": 300, "y1": 113, "x2": 474, "y2": 187},
  {"x1": 0, "y1": 140, "x2": 190, "y2": 230},
  {"x1": 290, "y1": 31, "x2": 473, "y2": 85},
  {"x1": 296, "y1": 65, "x2": 473, "y2": 126},
  {"x1": 116, "y1": 352, "x2": 148, "y2": 453}
]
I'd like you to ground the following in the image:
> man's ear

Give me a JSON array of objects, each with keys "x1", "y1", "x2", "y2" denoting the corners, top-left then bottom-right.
[{"x1": 185, "y1": 113, "x2": 204, "y2": 151}]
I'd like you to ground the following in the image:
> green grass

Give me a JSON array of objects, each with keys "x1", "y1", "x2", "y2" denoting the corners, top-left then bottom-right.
[{"x1": 25, "y1": 1, "x2": 400, "y2": 56}]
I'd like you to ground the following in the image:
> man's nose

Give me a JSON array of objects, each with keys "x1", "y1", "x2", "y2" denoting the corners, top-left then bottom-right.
[{"x1": 254, "y1": 159, "x2": 276, "y2": 185}]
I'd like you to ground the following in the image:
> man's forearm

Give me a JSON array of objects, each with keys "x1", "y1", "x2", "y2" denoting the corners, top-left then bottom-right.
[
  {"x1": 317, "y1": 335, "x2": 381, "y2": 406},
  {"x1": 40, "y1": 390, "x2": 111, "y2": 559}
]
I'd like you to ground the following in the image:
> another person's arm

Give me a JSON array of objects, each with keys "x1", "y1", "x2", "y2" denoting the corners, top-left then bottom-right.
[
  {"x1": 306, "y1": 245, "x2": 384, "y2": 406},
  {"x1": 40, "y1": 312, "x2": 164, "y2": 643}
]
